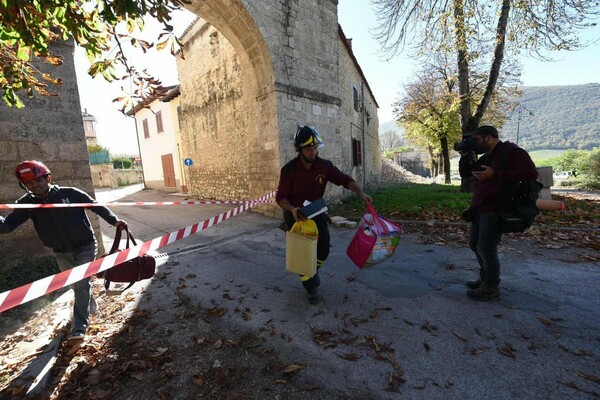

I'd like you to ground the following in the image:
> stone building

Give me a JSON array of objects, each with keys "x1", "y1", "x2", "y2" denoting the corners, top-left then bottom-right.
[
  {"x1": 0, "y1": 40, "x2": 103, "y2": 272},
  {"x1": 176, "y1": 1, "x2": 381, "y2": 213}
]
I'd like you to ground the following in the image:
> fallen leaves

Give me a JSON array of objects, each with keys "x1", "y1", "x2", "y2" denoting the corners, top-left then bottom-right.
[
  {"x1": 576, "y1": 370, "x2": 600, "y2": 384},
  {"x1": 452, "y1": 330, "x2": 468, "y2": 342},
  {"x1": 537, "y1": 317, "x2": 552, "y2": 326},
  {"x1": 470, "y1": 347, "x2": 491, "y2": 356},
  {"x1": 337, "y1": 353, "x2": 361, "y2": 361},
  {"x1": 498, "y1": 343, "x2": 518, "y2": 359},
  {"x1": 386, "y1": 370, "x2": 406, "y2": 392}
]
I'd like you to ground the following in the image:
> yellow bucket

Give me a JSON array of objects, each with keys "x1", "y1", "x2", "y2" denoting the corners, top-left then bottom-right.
[{"x1": 285, "y1": 231, "x2": 317, "y2": 277}]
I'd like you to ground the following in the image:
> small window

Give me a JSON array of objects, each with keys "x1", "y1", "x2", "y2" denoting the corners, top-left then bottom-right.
[
  {"x1": 353, "y1": 86, "x2": 359, "y2": 112},
  {"x1": 156, "y1": 111, "x2": 164, "y2": 133},
  {"x1": 142, "y1": 119, "x2": 149, "y2": 139},
  {"x1": 352, "y1": 138, "x2": 362, "y2": 166}
]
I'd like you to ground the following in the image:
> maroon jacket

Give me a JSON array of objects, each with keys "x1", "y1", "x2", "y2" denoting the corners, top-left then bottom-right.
[
  {"x1": 276, "y1": 156, "x2": 354, "y2": 208},
  {"x1": 459, "y1": 141, "x2": 538, "y2": 213}
]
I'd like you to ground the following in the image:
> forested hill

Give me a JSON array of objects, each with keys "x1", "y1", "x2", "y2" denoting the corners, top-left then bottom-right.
[
  {"x1": 498, "y1": 83, "x2": 600, "y2": 151},
  {"x1": 379, "y1": 83, "x2": 600, "y2": 151}
]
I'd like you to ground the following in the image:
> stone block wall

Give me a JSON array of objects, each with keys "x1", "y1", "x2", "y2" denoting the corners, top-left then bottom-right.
[
  {"x1": 177, "y1": 1, "x2": 380, "y2": 211},
  {"x1": 0, "y1": 40, "x2": 103, "y2": 272},
  {"x1": 178, "y1": 22, "x2": 252, "y2": 201}
]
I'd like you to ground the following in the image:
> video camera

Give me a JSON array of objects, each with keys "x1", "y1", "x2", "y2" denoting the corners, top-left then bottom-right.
[{"x1": 453, "y1": 136, "x2": 476, "y2": 152}]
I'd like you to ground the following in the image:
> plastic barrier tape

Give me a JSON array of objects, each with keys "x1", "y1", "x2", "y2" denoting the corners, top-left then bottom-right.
[
  {"x1": 0, "y1": 192, "x2": 275, "y2": 313},
  {"x1": 0, "y1": 199, "x2": 275, "y2": 210}
]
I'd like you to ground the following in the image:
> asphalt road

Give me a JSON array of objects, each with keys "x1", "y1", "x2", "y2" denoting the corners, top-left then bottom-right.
[{"x1": 92, "y1": 186, "x2": 600, "y2": 399}]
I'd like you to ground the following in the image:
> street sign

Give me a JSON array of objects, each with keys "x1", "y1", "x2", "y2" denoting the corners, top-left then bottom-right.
[{"x1": 184, "y1": 158, "x2": 193, "y2": 166}]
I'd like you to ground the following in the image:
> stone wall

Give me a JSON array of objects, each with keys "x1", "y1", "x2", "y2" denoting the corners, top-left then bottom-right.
[
  {"x1": 177, "y1": 2, "x2": 381, "y2": 213},
  {"x1": 337, "y1": 27, "x2": 381, "y2": 193},
  {"x1": 90, "y1": 164, "x2": 143, "y2": 188},
  {"x1": 0, "y1": 40, "x2": 103, "y2": 272},
  {"x1": 178, "y1": 22, "x2": 251, "y2": 201}
]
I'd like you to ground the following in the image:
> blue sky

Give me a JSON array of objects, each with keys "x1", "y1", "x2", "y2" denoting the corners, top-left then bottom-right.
[{"x1": 76, "y1": 2, "x2": 600, "y2": 155}]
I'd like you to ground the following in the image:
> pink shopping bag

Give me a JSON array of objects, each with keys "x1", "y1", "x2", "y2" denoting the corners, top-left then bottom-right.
[
  {"x1": 347, "y1": 204, "x2": 403, "y2": 269},
  {"x1": 346, "y1": 224, "x2": 378, "y2": 268}
]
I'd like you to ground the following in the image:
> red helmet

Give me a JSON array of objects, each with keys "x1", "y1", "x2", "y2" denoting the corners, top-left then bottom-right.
[{"x1": 15, "y1": 160, "x2": 51, "y2": 183}]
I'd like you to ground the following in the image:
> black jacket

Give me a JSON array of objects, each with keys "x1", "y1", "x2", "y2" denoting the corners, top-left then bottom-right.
[{"x1": 0, "y1": 185, "x2": 118, "y2": 252}]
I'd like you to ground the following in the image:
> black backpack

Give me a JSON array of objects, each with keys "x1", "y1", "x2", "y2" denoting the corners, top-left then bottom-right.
[{"x1": 498, "y1": 148, "x2": 543, "y2": 233}]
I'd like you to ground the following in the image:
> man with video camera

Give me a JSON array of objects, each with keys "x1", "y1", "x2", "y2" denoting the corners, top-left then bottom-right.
[{"x1": 457, "y1": 126, "x2": 538, "y2": 300}]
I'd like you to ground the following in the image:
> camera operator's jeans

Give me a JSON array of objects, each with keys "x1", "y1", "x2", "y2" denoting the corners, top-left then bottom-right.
[
  {"x1": 55, "y1": 241, "x2": 98, "y2": 334},
  {"x1": 469, "y1": 212, "x2": 502, "y2": 289}
]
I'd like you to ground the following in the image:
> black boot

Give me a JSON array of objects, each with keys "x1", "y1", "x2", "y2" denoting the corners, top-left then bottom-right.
[
  {"x1": 467, "y1": 285, "x2": 500, "y2": 301},
  {"x1": 465, "y1": 279, "x2": 482, "y2": 289},
  {"x1": 302, "y1": 277, "x2": 319, "y2": 305}
]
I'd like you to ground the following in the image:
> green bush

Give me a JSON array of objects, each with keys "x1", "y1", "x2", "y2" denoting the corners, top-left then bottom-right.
[
  {"x1": 112, "y1": 157, "x2": 132, "y2": 169},
  {"x1": 578, "y1": 148, "x2": 600, "y2": 189},
  {"x1": 554, "y1": 148, "x2": 600, "y2": 189},
  {"x1": 0, "y1": 256, "x2": 60, "y2": 293}
]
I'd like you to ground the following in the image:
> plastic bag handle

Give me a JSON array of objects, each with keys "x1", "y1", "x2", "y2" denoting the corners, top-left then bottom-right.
[{"x1": 366, "y1": 204, "x2": 390, "y2": 235}]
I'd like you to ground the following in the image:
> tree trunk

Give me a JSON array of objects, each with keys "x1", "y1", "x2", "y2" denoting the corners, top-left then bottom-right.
[
  {"x1": 471, "y1": 0, "x2": 510, "y2": 127},
  {"x1": 453, "y1": 0, "x2": 471, "y2": 133},
  {"x1": 440, "y1": 136, "x2": 451, "y2": 184}
]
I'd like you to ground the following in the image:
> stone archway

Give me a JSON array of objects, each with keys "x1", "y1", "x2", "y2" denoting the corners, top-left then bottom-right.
[
  {"x1": 177, "y1": 0, "x2": 344, "y2": 212},
  {"x1": 180, "y1": 2, "x2": 280, "y2": 207}
]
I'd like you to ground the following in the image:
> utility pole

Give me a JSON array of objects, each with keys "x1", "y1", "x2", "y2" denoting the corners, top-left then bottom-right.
[{"x1": 516, "y1": 105, "x2": 534, "y2": 146}]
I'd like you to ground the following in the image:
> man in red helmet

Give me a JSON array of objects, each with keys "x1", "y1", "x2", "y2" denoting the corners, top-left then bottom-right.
[
  {"x1": 0, "y1": 160, "x2": 127, "y2": 340},
  {"x1": 276, "y1": 126, "x2": 372, "y2": 304}
]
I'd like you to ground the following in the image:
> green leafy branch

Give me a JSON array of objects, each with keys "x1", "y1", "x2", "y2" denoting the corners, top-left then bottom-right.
[{"x1": 0, "y1": 0, "x2": 188, "y2": 111}]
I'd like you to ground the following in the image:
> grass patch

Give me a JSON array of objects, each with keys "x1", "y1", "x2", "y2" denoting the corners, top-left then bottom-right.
[
  {"x1": 329, "y1": 182, "x2": 599, "y2": 228},
  {"x1": 330, "y1": 183, "x2": 472, "y2": 221},
  {"x1": 0, "y1": 256, "x2": 60, "y2": 293}
]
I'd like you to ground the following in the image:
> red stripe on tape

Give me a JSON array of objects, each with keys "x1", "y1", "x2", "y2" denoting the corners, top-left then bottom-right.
[{"x1": 0, "y1": 191, "x2": 275, "y2": 313}]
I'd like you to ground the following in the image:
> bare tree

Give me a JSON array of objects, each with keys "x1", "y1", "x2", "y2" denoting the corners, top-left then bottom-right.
[
  {"x1": 380, "y1": 129, "x2": 404, "y2": 151},
  {"x1": 373, "y1": 0, "x2": 600, "y2": 133}
]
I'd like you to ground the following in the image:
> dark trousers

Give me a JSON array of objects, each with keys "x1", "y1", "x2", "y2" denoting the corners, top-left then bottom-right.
[
  {"x1": 284, "y1": 211, "x2": 330, "y2": 292},
  {"x1": 468, "y1": 212, "x2": 502, "y2": 288}
]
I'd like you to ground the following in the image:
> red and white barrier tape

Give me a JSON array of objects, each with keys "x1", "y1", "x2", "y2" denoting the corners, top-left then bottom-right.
[
  {"x1": 0, "y1": 199, "x2": 275, "y2": 210},
  {"x1": 0, "y1": 191, "x2": 275, "y2": 313}
]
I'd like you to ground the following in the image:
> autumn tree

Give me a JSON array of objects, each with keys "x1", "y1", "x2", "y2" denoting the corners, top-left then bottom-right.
[
  {"x1": 396, "y1": 67, "x2": 461, "y2": 183},
  {"x1": 372, "y1": 0, "x2": 600, "y2": 133},
  {"x1": 0, "y1": 0, "x2": 187, "y2": 111},
  {"x1": 396, "y1": 51, "x2": 518, "y2": 183}
]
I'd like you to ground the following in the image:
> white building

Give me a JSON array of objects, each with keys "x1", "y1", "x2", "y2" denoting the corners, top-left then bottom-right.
[{"x1": 128, "y1": 85, "x2": 187, "y2": 192}]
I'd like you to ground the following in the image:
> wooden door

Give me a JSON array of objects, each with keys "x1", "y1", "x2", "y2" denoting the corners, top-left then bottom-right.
[{"x1": 161, "y1": 154, "x2": 176, "y2": 188}]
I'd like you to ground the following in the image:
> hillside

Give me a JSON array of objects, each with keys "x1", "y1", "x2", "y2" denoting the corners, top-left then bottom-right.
[
  {"x1": 380, "y1": 83, "x2": 600, "y2": 152},
  {"x1": 502, "y1": 83, "x2": 600, "y2": 151}
]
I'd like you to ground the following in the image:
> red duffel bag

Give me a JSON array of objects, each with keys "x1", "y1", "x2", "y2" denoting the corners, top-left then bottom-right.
[{"x1": 99, "y1": 226, "x2": 155, "y2": 292}]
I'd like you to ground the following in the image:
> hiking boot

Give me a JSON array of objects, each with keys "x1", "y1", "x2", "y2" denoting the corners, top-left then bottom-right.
[
  {"x1": 467, "y1": 286, "x2": 500, "y2": 301},
  {"x1": 465, "y1": 279, "x2": 482, "y2": 289},
  {"x1": 307, "y1": 288, "x2": 319, "y2": 305}
]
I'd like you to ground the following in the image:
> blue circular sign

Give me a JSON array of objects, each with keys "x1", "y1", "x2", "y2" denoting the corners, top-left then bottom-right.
[{"x1": 184, "y1": 158, "x2": 193, "y2": 166}]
